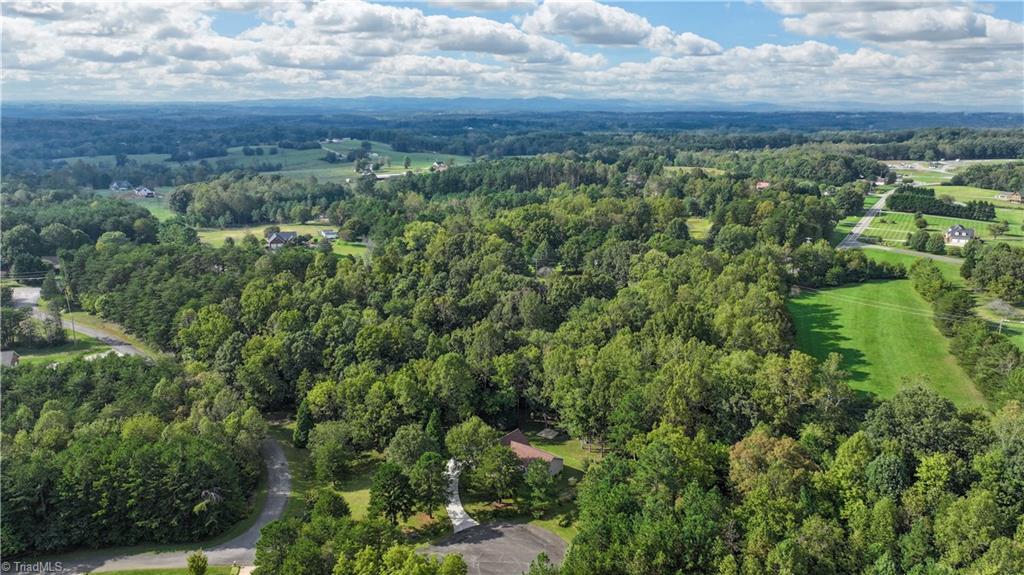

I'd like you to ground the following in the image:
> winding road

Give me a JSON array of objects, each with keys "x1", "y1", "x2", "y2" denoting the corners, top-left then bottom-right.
[
  {"x1": 10, "y1": 287, "x2": 145, "y2": 357},
  {"x1": 4, "y1": 440, "x2": 290, "y2": 574}
]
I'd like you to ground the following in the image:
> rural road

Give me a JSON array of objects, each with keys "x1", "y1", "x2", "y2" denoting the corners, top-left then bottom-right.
[
  {"x1": 10, "y1": 286, "x2": 146, "y2": 357},
  {"x1": 838, "y1": 190, "x2": 893, "y2": 249},
  {"x1": 5, "y1": 439, "x2": 291, "y2": 574}
]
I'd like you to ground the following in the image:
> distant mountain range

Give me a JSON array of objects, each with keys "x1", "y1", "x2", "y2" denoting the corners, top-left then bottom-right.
[{"x1": 4, "y1": 96, "x2": 1022, "y2": 116}]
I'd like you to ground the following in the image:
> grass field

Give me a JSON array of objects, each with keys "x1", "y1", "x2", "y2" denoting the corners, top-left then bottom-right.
[
  {"x1": 862, "y1": 211, "x2": 1024, "y2": 246},
  {"x1": 789, "y1": 280, "x2": 986, "y2": 409},
  {"x1": 863, "y1": 249, "x2": 963, "y2": 285},
  {"x1": 197, "y1": 224, "x2": 368, "y2": 257},
  {"x1": 10, "y1": 330, "x2": 110, "y2": 366}
]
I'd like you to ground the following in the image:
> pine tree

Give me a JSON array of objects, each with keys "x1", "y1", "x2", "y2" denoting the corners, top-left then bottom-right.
[{"x1": 293, "y1": 398, "x2": 313, "y2": 448}]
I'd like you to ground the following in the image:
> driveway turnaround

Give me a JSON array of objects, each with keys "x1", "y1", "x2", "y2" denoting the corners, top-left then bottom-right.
[
  {"x1": 3, "y1": 439, "x2": 291, "y2": 574},
  {"x1": 422, "y1": 523, "x2": 567, "y2": 575},
  {"x1": 446, "y1": 458, "x2": 479, "y2": 533}
]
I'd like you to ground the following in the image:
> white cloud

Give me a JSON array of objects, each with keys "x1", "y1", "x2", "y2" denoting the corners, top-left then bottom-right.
[
  {"x1": 428, "y1": 1, "x2": 538, "y2": 11},
  {"x1": 768, "y1": 1, "x2": 1023, "y2": 51},
  {"x1": 0, "y1": 0, "x2": 1018, "y2": 108},
  {"x1": 522, "y1": 0, "x2": 721, "y2": 55}
]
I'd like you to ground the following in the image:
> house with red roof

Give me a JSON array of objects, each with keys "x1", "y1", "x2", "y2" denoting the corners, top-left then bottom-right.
[{"x1": 499, "y1": 429, "x2": 564, "y2": 476}]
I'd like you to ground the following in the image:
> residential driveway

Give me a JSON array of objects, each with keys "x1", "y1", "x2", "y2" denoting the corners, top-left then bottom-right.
[
  {"x1": 421, "y1": 523, "x2": 567, "y2": 575},
  {"x1": 446, "y1": 459, "x2": 479, "y2": 533},
  {"x1": 3, "y1": 439, "x2": 290, "y2": 574}
]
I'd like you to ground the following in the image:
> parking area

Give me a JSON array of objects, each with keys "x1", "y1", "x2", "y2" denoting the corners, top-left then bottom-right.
[{"x1": 421, "y1": 523, "x2": 567, "y2": 575}]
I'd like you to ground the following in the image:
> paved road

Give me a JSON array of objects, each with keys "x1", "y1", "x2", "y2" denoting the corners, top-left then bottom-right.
[
  {"x1": 860, "y1": 244, "x2": 965, "y2": 265},
  {"x1": 11, "y1": 286, "x2": 146, "y2": 357},
  {"x1": 446, "y1": 459, "x2": 479, "y2": 533},
  {"x1": 421, "y1": 523, "x2": 567, "y2": 575},
  {"x1": 7, "y1": 439, "x2": 291, "y2": 574},
  {"x1": 838, "y1": 191, "x2": 893, "y2": 249}
]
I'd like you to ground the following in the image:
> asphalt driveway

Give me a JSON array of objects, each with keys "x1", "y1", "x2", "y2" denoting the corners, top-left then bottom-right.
[{"x1": 421, "y1": 523, "x2": 567, "y2": 575}]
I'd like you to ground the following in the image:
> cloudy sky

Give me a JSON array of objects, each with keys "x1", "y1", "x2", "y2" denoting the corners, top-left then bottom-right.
[{"x1": 2, "y1": 1, "x2": 1022, "y2": 109}]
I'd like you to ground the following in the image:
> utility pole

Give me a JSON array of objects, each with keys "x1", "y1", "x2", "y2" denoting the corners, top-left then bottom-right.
[{"x1": 56, "y1": 255, "x2": 77, "y2": 345}]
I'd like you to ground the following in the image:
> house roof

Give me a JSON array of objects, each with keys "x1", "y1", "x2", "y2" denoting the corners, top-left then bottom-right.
[
  {"x1": 499, "y1": 429, "x2": 561, "y2": 465},
  {"x1": 268, "y1": 231, "x2": 298, "y2": 243},
  {"x1": 946, "y1": 224, "x2": 975, "y2": 237},
  {"x1": 1, "y1": 351, "x2": 19, "y2": 366}
]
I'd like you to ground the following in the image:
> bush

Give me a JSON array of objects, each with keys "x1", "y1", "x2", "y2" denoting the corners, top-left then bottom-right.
[{"x1": 188, "y1": 550, "x2": 208, "y2": 575}]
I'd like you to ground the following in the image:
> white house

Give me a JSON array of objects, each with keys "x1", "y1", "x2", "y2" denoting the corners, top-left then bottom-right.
[{"x1": 944, "y1": 224, "x2": 975, "y2": 247}]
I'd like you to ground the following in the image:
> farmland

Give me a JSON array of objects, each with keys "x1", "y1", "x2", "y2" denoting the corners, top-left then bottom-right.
[
  {"x1": 789, "y1": 280, "x2": 986, "y2": 409},
  {"x1": 57, "y1": 140, "x2": 470, "y2": 184}
]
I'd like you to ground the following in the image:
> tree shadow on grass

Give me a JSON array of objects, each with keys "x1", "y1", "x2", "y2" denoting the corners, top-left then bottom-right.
[{"x1": 789, "y1": 298, "x2": 870, "y2": 383}]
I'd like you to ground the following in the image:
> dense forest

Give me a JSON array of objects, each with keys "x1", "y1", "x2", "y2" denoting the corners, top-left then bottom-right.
[
  {"x1": 2, "y1": 122, "x2": 1023, "y2": 573},
  {"x1": 1, "y1": 357, "x2": 265, "y2": 555},
  {"x1": 950, "y1": 161, "x2": 1024, "y2": 191}
]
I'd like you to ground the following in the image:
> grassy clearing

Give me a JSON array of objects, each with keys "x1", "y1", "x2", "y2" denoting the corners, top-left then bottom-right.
[
  {"x1": 788, "y1": 280, "x2": 986, "y2": 409},
  {"x1": 687, "y1": 217, "x2": 712, "y2": 240},
  {"x1": 664, "y1": 166, "x2": 726, "y2": 176},
  {"x1": 63, "y1": 311, "x2": 163, "y2": 358},
  {"x1": 267, "y1": 424, "x2": 445, "y2": 539},
  {"x1": 197, "y1": 224, "x2": 368, "y2": 257},
  {"x1": 10, "y1": 330, "x2": 110, "y2": 365}
]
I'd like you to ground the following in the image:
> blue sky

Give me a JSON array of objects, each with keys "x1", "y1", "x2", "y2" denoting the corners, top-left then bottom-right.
[{"x1": 3, "y1": 1, "x2": 1022, "y2": 109}]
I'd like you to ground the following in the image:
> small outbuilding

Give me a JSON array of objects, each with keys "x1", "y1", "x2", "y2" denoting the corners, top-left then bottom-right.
[
  {"x1": 500, "y1": 429, "x2": 564, "y2": 476},
  {"x1": 1, "y1": 351, "x2": 20, "y2": 367},
  {"x1": 320, "y1": 230, "x2": 339, "y2": 240}
]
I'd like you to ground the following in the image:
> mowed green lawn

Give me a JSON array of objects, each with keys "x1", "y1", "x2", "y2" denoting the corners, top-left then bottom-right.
[
  {"x1": 197, "y1": 224, "x2": 368, "y2": 257},
  {"x1": 789, "y1": 280, "x2": 986, "y2": 409},
  {"x1": 863, "y1": 211, "x2": 1024, "y2": 246},
  {"x1": 862, "y1": 249, "x2": 963, "y2": 285}
]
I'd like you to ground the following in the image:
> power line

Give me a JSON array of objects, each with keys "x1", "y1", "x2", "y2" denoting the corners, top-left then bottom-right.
[{"x1": 794, "y1": 284, "x2": 1024, "y2": 327}]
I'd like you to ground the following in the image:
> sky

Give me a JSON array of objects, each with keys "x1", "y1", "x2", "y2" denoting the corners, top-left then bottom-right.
[{"x1": 2, "y1": 1, "x2": 1022, "y2": 110}]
